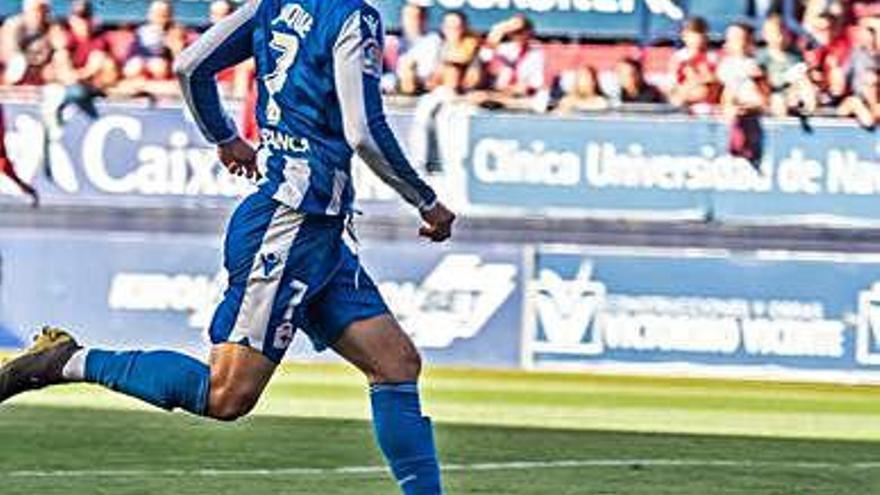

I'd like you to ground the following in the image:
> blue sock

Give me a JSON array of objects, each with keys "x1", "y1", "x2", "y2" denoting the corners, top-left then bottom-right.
[
  {"x1": 370, "y1": 382, "x2": 443, "y2": 495},
  {"x1": 84, "y1": 350, "x2": 210, "y2": 416}
]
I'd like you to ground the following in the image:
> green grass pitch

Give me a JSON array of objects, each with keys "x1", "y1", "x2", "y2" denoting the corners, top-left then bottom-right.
[{"x1": 2, "y1": 362, "x2": 880, "y2": 494}]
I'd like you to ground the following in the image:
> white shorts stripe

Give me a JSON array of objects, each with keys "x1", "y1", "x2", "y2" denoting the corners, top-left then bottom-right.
[{"x1": 229, "y1": 205, "x2": 305, "y2": 350}]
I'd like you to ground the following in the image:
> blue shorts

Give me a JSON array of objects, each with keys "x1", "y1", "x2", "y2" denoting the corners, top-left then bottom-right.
[{"x1": 208, "y1": 192, "x2": 390, "y2": 363}]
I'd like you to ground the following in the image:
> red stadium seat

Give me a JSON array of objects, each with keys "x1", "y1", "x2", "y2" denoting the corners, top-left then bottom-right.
[{"x1": 540, "y1": 43, "x2": 675, "y2": 84}]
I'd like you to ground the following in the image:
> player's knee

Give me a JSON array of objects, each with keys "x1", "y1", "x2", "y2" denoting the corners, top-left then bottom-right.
[
  {"x1": 208, "y1": 385, "x2": 259, "y2": 422},
  {"x1": 373, "y1": 345, "x2": 422, "y2": 384},
  {"x1": 402, "y1": 347, "x2": 423, "y2": 381}
]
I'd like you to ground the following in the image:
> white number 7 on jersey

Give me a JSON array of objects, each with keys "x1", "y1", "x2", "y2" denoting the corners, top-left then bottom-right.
[{"x1": 264, "y1": 31, "x2": 300, "y2": 126}]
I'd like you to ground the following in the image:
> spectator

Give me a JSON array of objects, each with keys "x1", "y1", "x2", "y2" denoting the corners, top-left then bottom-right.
[
  {"x1": 482, "y1": 15, "x2": 545, "y2": 97},
  {"x1": 718, "y1": 23, "x2": 770, "y2": 114},
  {"x1": 849, "y1": 15, "x2": 879, "y2": 95},
  {"x1": 854, "y1": 1, "x2": 880, "y2": 19},
  {"x1": 1, "y1": 0, "x2": 54, "y2": 85},
  {"x1": 123, "y1": 0, "x2": 178, "y2": 82},
  {"x1": 393, "y1": 4, "x2": 441, "y2": 95},
  {"x1": 756, "y1": 15, "x2": 817, "y2": 116},
  {"x1": 757, "y1": 14, "x2": 815, "y2": 116},
  {"x1": 53, "y1": 0, "x2": 118, "y2": 89},
  {"x1": 617, "y1": 57, "x2": 666, "y2": 104},
  {"x1": 209, "y1": 0, "x2": 234, "y2": 26},
  {"x1": 557, "y1": 65, "x2": 609, "y2": 112},
  {"x1": 757, "y1": 15, "x2": 804, "y2": 92},
  {"x1": 668, "y1": 17, "x2": 721, "y2": 110},
  {"x1": 408, "y1": 12, "x2": 481, "y2": 173},
  {"x1": 717, "y1": 23, "x2": 770, "y2": 167},
  {"x1": 429, "y1": 10, "x2": 481, "y2": 93},
  {"x1": 838, "y1": 68, "x2": 879, "y2": 128},
  {"x1": 803, "y1": 12, "x2": 851, "y2": 102}
]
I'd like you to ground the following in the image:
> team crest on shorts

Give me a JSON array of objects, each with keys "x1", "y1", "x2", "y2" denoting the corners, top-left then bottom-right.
[{"x1": 260, "y1": 252, "x2": 282, "y2": 278}]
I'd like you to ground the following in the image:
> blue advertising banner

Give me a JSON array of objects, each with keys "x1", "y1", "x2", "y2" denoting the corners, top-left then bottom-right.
[
  {"x1": 4, "y1": 101, "x2": 879, "y2": 226},
  {"x1": 460, "y1": 113, "x2": 880, "y2": 225},
  {"x1": 0, "y1": 324, "x2": 23, "y2": 348},
  {"x1": 0, "y1": 102, "x2": 410, "y2": 213},
  {"x1": 8, "y1": 227, "x2": 880, "y2": 381},
  {"x1": 525, "y1": 246, "x2": 880, "y2": 381},
  {"x1": 1, "y1": 102, "x2": 253, "y2": 208},
  {"x1": 0, "y1": 229, "x2": 523, "y2": 367},
  {"x1": 376, "y1": 0, "x2": 747, "y2": 39}
]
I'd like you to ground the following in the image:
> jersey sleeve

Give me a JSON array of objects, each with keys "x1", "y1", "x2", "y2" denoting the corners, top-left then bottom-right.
[
  {"x1": 174, "y1": 1, "x2": 258, "y2": 145},
  {"x1": 332, "y1": 5, "x2": 438, "y2": 212}
]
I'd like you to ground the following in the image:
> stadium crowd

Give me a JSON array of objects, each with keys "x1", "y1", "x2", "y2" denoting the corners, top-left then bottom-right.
[
  {"x1": 0, "y1": 0, "x2": 251, "y2": 98},
  {"x1": 0, "y1": 0, "x2": 877, "y2": 127},
  {"x1": 385, "y1": 0, "x2": 880, "y2": 128}
]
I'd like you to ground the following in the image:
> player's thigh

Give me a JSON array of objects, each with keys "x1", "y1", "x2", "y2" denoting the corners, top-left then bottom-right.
[
  {"x1": 303, "y1": 246, "x2": 421, "y2": 383},
  {"x1": 333, "y1": 314, "x2": 422, "y2": 384},
  {"x1": 205, "y1": 193, "x2": 300, "y2": 417}
]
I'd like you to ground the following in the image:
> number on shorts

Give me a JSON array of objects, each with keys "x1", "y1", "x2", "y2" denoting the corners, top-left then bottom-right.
[{"x1": 283, "y1": 279, "x2": 309, "y2": 321}]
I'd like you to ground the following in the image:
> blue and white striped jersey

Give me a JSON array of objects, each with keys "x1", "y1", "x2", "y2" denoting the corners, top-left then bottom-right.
[{"x1": 175, "y1": 0, "x2": 437, "y2": 216}]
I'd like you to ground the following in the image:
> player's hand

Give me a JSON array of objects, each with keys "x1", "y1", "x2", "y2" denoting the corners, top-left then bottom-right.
[
  {"x1": 218, "y1": 137, "x2": 261, "y2": 180},
  {"x1": 419, "y1": 202, "x2": 456, "y2": 243}
]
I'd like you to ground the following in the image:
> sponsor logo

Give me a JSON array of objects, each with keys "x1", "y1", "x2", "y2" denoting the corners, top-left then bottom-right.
[
  {"x1": 3, "y1": 112, "x2": 77, "y2": 193},
  {"x1": 362, "y1": 38, "x2": 383, "y2": 79},
  {"x1": 857, "y1": 283, "x2": 880, "y2": 365},
  {"x1": 108, "y1": 271, "x2": 226, "y2": 329},
  {"x1": 531, "y1": 261, "x2": 605, "y2": 355},
  {"x1": 362, "y1": 11, "x2": 380, "y2": 38},
  {"x1": 260, "y1": 129, "x2": 310, "y2": 154},
  {"x1": 260, "y1": 253, "x2": 282, "y2": 278},
  {"x1": 470, "y1": 137, "x2": 880, "y2": 196},
  {"x1": 473, "y1": 138, "x2": 582, "y2": 187},
  {"x1": 417, "y1": 0, "x2": 684, "y2": 19},
  {"x1": 530, "y1": 256, "x2": 846, "y2": 360},
  {"x1": 5, "y1": 112, "x2": 253, "y2": 198},
  {"x1": 379, "y1": 254, "x2": 517, "y2": 348}
]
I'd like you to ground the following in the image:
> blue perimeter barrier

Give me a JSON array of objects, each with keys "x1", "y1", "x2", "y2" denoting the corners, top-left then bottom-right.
[{"x1": 3, "y1": 229, "x2": 880, "y2": 383}]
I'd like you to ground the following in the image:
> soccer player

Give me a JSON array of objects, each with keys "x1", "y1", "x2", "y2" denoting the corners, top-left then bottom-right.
[
  {"x1": 0, "y1": 1, "x2": 454, "y2": 493},
  {"x1": 0, "y1": 104, "x2": 39, "y2": 207}
]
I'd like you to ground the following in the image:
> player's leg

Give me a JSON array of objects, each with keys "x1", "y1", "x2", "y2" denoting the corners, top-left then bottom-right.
[
  {"x1": 0, "y1": 327, "x2": 213, "y2": 415},
  {"x1": 0, "y1": 327, "x2": 275, "y2": 420},
  {"x1": 306, "y1": 254, "x2": 442, "y2": 494},
  {"x1": 74, "y1": 341, "x2": 275, "y2": 421},
  {"x1": 205, "y1": 343, "x2": 276, "y2": 420},
  {"x1": 69, "y1": 340, "x2": 276, "y2": 421},
  {"x1": 67, "y1": 192, "x2": 296, "y2": 419},
  {"x1": 0, "y1": 160, "x2": 40, "y2": 207},
  {"x1": 0, "y1": 193, "x2": 291, "y2": 418},
  {"x1": 334, "y1": 316, "x2": 442, "y2": 495}
]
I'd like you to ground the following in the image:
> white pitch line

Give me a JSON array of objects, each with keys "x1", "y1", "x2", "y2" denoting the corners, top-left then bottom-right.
[{"x1": 4, "y1": 459, "x2": 880, "y2": 478}]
